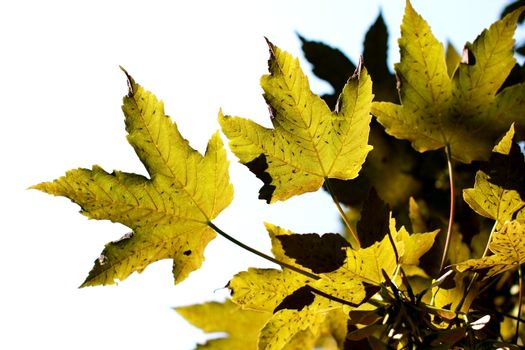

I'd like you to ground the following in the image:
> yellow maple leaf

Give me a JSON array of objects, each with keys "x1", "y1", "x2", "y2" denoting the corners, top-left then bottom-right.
[
  {"x1": 176, "y1": 299, "x2": 271, "y2": 350},
  {"x1": 455, "y1": 220, "x2": 525, "y2": 280},
  {"x1": 219, "y1": 39, "x2": 373, "y2": 203},
  {"x1": 463, "y1": 125, "x2": 525, "y2": 223},
  {"x1": 32, "y1": 70, "x2": 234, "y2": 286},
  {"x1": 372, "y1": 1, "x2": 525, "y2": 163}
]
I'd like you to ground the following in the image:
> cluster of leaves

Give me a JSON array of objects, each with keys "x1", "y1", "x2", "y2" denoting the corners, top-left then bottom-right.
[{"x1": 33, "y1": 1, "x2": 525, "y2": 349}]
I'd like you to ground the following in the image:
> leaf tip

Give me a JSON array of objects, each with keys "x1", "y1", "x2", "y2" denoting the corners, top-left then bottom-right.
[
  {"x1": 351, "y1": 55, "x2": 364, "y2": 80},
  {"x1": 264, "y1": 37, "x2": 276, "y2": 57},
  {"x1": 296, "y1": 31, "x2": 306, "y2": 43},
  {"x1": 119, "y1": 66, "x2": 135, "y2": 95}
]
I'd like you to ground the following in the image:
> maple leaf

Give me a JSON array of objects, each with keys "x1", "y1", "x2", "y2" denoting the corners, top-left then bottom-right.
[
  {"x1": 261, "y1": 218, "x2": 436, "y2": 347},
  {"x1": 176, "y1": 299, "x2": 271, "y2": 350},
  {"x1": 229, "y1": 224, "x2": 372, "y2": 350},
  {"x1": 300, "y1": 17, "x2": 423, "y2": 209},
  {"x1": 219, "y1": 39, "x2": 373, "y2": 203},
  {"x1": 372, "y1": 1, "x2": 525, "y2": 163},
  {"x1": 463, "y1": 125, "x2": 525, "y2": 223},
  {"x1": 32, "y1": 70, "x2": 233, "y2": 286},
  {"x1": 455, "y1": 220, "x2": 525, "y2": 280}
]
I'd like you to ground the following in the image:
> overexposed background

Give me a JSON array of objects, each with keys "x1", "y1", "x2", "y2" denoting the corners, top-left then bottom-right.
[{"x1": 1, "y1": 1, "x2": 516, "y2": 349}]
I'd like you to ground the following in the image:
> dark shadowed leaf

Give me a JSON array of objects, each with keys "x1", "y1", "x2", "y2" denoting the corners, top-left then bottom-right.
[
  {"x1": 357, "y1": 187, "x2": 390, "y2": 248},
  {"x1": 277, "y1": 233, "x2": 350, "y2": 273}
]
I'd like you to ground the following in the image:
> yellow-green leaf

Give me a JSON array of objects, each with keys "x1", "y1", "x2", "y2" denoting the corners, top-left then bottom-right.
[
  {"x1": 455, "y1": 220, "x2": 525, "y2": 279},
  {"x1": 463, "y1": 126, "x2": 525, "y2": 222},
  {"x1": 452, "y1": 9, "x2": 521, "y2": 116},
  {"x1": 176, "y1": 299, "x2": 270, "y2": 350},
  {"x1": 32, "y1": 72, "x2": 234, "y2": 286},
  {"x1": 492, "y1": 123, "x2": 515, "y2": 155},
  {"x1": 463, "y1": 171, "x2": 524, "y2": 222},
  {"x1": 229, "y1": 224, "x2": 362, "y2": 350},
  {"x1": 395, "y1": 223, "x2": 439, "y2": 268},
  {"x1": 220, "y1": 40, "x2": 373, "y2": 203},
  {"x1": 316, "y1": 224, "x2": 398, "y2": 300},
  {"x1": 228, "y1": 268, "x2": 313, "y2": 312},
  {"x1": 372, "y1": 0, "x2": 451, "y2": 154},
  {"x1": 408, "y1": 197, "x2": 428, "y2": 233},
  {"x1": 445, "y1": 42, "x2": 461, "y2": 78},
  {"x1": 258, "y1": 307, "x2": 326, "y2": 350},
  {"x1": 372, "y1": 2, "x2": 525, "y2": 163}
]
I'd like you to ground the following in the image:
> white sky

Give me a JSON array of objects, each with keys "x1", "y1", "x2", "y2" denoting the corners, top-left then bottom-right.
[{"x1": 1, "y1": 1, "x2": 514, "y2": 349}]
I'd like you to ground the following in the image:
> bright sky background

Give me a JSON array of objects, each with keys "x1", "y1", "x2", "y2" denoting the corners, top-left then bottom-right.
[{"x1": 1, "y1": 1, "x2": 518, "y2": 349}]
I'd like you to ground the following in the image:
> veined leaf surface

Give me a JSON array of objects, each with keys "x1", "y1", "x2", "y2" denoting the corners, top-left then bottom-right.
[
  {"x1": 32, "y1": 71, "x2": 234, "y2": 286},
  {"x1": 372, "y1": 1, "x2": 525, "y2": 163},
  {"x1": 455, "y1": 220, "x2": 525, "y2": 279},
  {"x1": 463, "y1": 125, "x2": 525, "y2": 222},
  {"x1": 220, "y1": 40, "x2": 373, "y2": 203}
]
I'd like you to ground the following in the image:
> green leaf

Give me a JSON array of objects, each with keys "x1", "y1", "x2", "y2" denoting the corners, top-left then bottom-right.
[
  {"x1": 219, "y1": 40, "x2": 373, "y2": 203},
  {"x1": 372, "y1": 2, "x2": 525, "y2": 163},
  {"x1": 176, "y1": 299, "x2": 270, "y2": 350},
  {"x1": 455, "y1": 220, "x2": 525, "y2": 279},
  {"x1": 32, "y1": 71, "x2": 234, "y2": 286}
]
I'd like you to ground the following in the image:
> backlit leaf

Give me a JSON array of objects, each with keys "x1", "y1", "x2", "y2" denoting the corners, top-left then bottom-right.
[
  {"x1": 492, "y1": 123, "x2": 515, "y2": 155},
  {"x1": 219, "y1": 40, "x2": 373, "y2": 203},
  {"x1": 228, "y1": 267, "x2": 312, "y2": 312},
  {"x1": 176, "y1": 299, "x2": 270, "y2": 350},
  {"x1": 395, "y1": 223, "x2": 439, "y2": 268},
  {"x1": 32, "y1": 71, "x2": 234, "y2": 286},
  {"x1": 258, "y1": 307, "x2": 326, "y2": 350},
  {"x1": 408, "y1": 197, "x2": 428, "y2": 233},
  {"x1": 455, "y1": 220, "x2": 525, "y2": 279},
  {"x1": 229, "y1": 224, "x2": 372, "y2": 350},
  {"x1": 372, "y1": 1, "x2": 525, "y2": 163},
  {"x1": 463, "y1": 126, "x2": 525, "y2": 222},
  {"x1": 463, "y1": 172, "x2": 524, "y2": 222},
  {"x1": 445, "y1": 42, "x2": 461, "y2": 78}
]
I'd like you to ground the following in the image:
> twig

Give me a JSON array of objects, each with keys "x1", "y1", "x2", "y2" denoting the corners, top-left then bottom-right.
[
  {"x1": 208, "y1": 221, "x2": 384, "y2": 308},
  {"x1": 208, "y1": 221, "x2": 319, "y2": 280}
]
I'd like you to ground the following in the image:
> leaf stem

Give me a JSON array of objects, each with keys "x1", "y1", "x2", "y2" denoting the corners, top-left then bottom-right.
[
  {"x1": 324, "y1": 177, "x2": 361, "y2": 249},
  {"x1": 515, "y1": 266, "x2": 523, "y2": 344},
  {"x1": 386, "y1": 216, "x2": 401, "y2": 280},
  {"x1": 457, "y1": 222, "x2": 498, "y2": 312},
  {"x1": 207, "y1": 222, "x2": 320, "y2": 280},
  {"x1": 439, "y1": 144, "x2": 455, "y2": 274}
]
